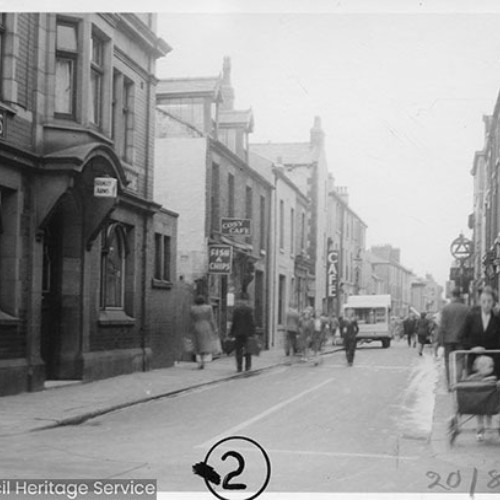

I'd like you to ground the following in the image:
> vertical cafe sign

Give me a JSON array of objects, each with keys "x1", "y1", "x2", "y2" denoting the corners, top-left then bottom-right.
[{"x1": 327, "y1": 250, "x2": 338, "y2": 297}]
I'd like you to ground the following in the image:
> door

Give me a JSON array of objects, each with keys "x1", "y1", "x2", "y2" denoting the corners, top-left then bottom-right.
[{"x1": 41, "y1": 214, "x2": 63, "y2": 379}]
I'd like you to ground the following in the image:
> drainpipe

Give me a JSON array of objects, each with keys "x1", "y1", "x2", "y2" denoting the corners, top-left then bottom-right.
[{"x1": 140, "y1": 56, "x2": 153, "y2": 372}]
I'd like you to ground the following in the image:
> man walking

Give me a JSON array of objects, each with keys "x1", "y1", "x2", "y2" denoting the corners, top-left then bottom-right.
[
  {"x1": 403, "y1": 311, "x2": 418, "y2": 348},
  {"x1": 438, "y1": 288, "x2": 469, "y2": 389},
  {"x1": 230, "y1": 293, "x2": 256, "y2": 373},
  {"x1": 341, "y1": 308, "x2": 359, "y2": 366}
]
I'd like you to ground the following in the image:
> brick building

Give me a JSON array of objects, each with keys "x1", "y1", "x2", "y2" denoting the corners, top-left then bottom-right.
[
  {"x1": 369, "y1": 245, "x2": 413, "y2": 317},
  {"x1": 0, "y1": 13, "x2": 177, "y2": 396},
  {"x1": 155, "y1": 57, "x2": 273, "y2": 347}
]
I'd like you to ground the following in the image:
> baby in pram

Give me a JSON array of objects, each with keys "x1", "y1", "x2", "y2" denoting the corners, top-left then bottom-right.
[{"x1": 465, "y1": 355, "x2": 499, "y2": 441}]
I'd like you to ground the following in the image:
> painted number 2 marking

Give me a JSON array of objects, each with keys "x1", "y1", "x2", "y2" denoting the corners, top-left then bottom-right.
[{"x1": 221, "y1": 451, "x2": 247, "y2": 490}]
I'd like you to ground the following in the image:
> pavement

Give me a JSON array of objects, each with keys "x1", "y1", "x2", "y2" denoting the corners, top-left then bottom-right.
[{"x1": 0, "y1": 344, "x2": 342, "y2": 438}]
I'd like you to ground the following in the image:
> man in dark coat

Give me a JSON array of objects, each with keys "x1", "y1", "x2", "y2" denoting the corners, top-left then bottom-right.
[
  {"x1": 403, "y1": 312, "x2": 418, "y2": 347},
  {"x1": 341, "y1": 308, "x2": 359, "y2": 366},
  {"x1": 230, "y1": 293, "x2": 256, "y2": 372},
  {"x1": 438, "y1": 288, "x2": 469, "y2": 388}
]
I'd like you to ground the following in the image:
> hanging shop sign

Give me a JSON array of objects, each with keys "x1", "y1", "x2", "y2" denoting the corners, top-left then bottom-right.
[
  {"x1": 94, "y1": 177, "x2": 117, "y2": 198},
  {"x1": 221, "y1": 218, "x2": 251, "y2": 236},
  {"x1": 327, "y1": 250, "x2": 339, "y2": 297},
  {"x1": 208, "y1": 244, "x2": 233, "y2": 274}
]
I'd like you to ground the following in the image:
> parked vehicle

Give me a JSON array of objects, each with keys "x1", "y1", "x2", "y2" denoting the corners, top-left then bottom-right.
[{"x1": 342, "y1": 294, "x2": 392, "y2": 348}]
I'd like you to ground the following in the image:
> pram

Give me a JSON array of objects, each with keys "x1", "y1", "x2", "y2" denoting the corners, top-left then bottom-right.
[{"x1": 447, "y1": 349, "x2": 500, "y2": 445}]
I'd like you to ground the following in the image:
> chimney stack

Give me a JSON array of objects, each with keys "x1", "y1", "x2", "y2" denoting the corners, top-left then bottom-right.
[
  {"x1": 310, "y1": 115, "x2": 325, "y2": 149},
  {"x1": 220, "y1": 56, "x2": 235, "y2": 110}
]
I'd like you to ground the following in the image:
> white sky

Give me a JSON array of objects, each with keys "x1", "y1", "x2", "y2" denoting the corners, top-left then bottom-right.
[{"x1": 154, "y1": 5, "x2": 500, "y2": 288}]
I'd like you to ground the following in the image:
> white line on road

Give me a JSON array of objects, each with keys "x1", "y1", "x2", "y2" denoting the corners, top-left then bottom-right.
[
  {"x1": 330, "y1": 365, "x2": 408, "y2": 371},
  {"x1": 196, "y1": 377, "x2": 335, "y2": 449}
]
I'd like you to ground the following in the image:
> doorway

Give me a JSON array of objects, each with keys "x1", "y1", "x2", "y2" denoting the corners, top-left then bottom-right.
[{"x1": 40, "y1": 192, "x2": 83, "y2": 380}]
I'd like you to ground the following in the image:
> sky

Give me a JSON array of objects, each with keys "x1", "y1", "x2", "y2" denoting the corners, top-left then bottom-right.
[{"x1": 153, "y1": 3, "x2": 500, "y2": 288}]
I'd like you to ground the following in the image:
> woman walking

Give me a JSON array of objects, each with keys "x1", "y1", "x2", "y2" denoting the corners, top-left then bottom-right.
[
  {"x1": 190, "y1": 295, "x2": 218, "y2": 369},
  {"x1": 416, "y1": 312, "x2": 431, "y2": 356},
  {"x1": 460, "y1": 286, "x2": 500, "y2": 441},
  {"x1": 342, "y1": 308, "x2": 359, "y2": 367}
]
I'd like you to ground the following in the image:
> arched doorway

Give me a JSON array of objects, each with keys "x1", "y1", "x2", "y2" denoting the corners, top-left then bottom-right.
[{"x1": 40, "y1": 191, "x2": 83, "y2": 380}]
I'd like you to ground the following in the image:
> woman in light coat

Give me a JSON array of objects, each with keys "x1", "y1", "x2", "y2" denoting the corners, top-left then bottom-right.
[{"x1": 190, "y1": 295, "x2": 218, "y2": 369}]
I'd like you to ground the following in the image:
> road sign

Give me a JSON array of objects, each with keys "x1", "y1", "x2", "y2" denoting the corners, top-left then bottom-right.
[
  {"x1": 208, "y1": 245, "x2": 233, "y2": 274},
  {"x1": 221, "y1": 218, "x2": 251, "y2": 236},
  {"x1": 327, "y1": 250, "x2": 339, "y2": 297},
  {"x1": 94, "y1": 177, "x2": 117, "y2": 198},
  {"x1": 450, "y1": 234, "x2": 473, "y2": 261}
]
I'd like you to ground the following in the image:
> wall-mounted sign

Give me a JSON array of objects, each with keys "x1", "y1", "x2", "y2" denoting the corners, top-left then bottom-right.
[
  {"x1": 208, "y1": 244, "x2": 233, "y2": 274},
  {"x1": 327, "y1": 250, "x2": 339, "y2": 297},
  {"x1": 221, "y1": 218, "x2": 251, "y2": 236},
  {"x1": 94, "y1": 177, "x2": 117, "y2": 198}
]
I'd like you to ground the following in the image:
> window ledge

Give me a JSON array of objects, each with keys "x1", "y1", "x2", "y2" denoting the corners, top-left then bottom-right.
[
  {"x1": 98, "y1": 310, "x2": 135, "y2": 327},
  {"x1": 152, "y1": 279, "x2": 173, "y2": 290},
  {"x1": 0, "y1": 102, "x2": 17, "y2": 116},
  {"x1": 0, "y1": 309, "x2": 19, "y2": 325}
]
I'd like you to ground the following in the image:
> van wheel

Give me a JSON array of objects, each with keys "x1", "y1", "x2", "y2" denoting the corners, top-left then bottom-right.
[{"x1": 382, "y1": 339, "x2": 391, "y2": 348}]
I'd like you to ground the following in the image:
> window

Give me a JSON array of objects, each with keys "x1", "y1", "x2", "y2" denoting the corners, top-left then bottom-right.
[
  {"x1": 0, "y1": 14, "x2": 6, "y2": 99},
  {"x1": 100, "y1": 222, "x2": 128, "y2": 309},
  {"x1": 228, "y1": 173, "x2": 235, "y2": 217},
  {"x1": 89, "y1": 31, "x2": 104, "y2": 127},
  {"x1": 211, "y1": 163, "x2": 220, "y2": 232},
  {"x1": 154, "y1": 233, "x2": 171, "y2": 282},
  {"x1": 111, "y1": 70, "x2": 119, "y2": 139},
  {"x1": 290, "y1": 208, "x2": 295, "y2": 254},
  {"x1": 278, "y1": 275, "x2": 286, "y2": 325},
  {"x1": 279, "y1": 200, "x2": 284, "y2": 249},
  {"x1": 121, "y1": 77, "x2": 133, "y2": 161},
  {"x1": 259, "y1": 195, "x2": 266, "y2": 251},
  {"x1": 301, "y1": 211, "x2": 305, "y2": 251},
  {"x1": 245, "y1": 186, "x2": 252, "y2": 243},
  {"x1": 55, "y1": 20, "x2": 78, "y2": 117}
]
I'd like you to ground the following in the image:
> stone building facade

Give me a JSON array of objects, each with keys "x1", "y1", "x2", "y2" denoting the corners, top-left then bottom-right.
[
  {"x1": 0, "y1": 13, "x2": 177, "y2": 396},
  {"x1": 249, "y1": 148, "x2": 313, "y2": 347}
]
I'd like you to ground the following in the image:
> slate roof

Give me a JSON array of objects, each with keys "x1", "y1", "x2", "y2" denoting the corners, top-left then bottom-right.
[
  {"x1": 250, "y1": 142, "x2": 319, "y2": 166},
  {"x1": 156, "y1": 77, "x2": 221, "y2": 98},
  {"x1": 219, "y1": 109, "x2": 254, "y2": 130}
]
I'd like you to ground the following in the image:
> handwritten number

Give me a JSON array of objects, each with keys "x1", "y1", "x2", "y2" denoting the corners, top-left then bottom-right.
[
  {"x1": 447, "y1": 470, "x2": 461, "y2": 489},
  {"x1": 221, "y1": 451, "x2": 247, "y2": 490},
  {"x1": 426, "y1": 471, "x2": 449, "y2": 490}
]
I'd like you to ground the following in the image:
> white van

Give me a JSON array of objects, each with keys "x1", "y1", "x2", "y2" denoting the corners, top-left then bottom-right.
[{"x1": 342, "y1": 294, "x2": 392, "y2": 348}]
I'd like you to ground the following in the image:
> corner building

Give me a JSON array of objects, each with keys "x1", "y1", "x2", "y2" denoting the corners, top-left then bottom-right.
[
  {"x1": 155, "y1": 58, "x2": 273, "y2": 347},
  {"x1": 0, "y1": 13, "x2": 175, "y2": 395}
]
